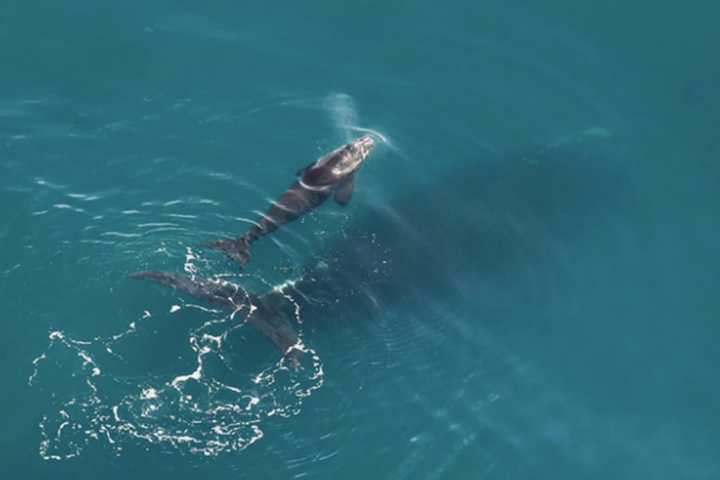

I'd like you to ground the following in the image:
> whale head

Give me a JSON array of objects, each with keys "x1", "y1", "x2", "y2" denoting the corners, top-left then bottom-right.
[
  {"x1": 302, "y1": 135, "x2": 375, "y2": 187},
  {"x1": 330, "y1": 135, "x2": 375, "y2": 177}
]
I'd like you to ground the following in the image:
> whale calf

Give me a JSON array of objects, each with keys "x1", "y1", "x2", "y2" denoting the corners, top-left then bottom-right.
[
  {"x1": 205, "y1": 135, "x2": 375, "y2": 267},
  {"x1": 132, "y1": 130, "x2": 621, "y2": 365}
]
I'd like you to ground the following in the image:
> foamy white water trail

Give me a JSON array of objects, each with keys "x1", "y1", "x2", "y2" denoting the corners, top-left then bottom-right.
[{"x1": 28, "y1": 273, "x2": 324, "y2": 460}]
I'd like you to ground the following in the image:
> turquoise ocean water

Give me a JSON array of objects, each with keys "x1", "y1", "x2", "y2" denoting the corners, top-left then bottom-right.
[{"x1": 2, "y1": 1, "x2": 719, "y2": 478}]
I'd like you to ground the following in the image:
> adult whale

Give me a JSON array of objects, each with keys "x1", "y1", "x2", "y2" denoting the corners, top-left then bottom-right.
[
  {"x1": 128, "y1": 271, "x2": 301, "y2": 358},
  {"x1": 204, "y1": 135, "x2": 375, "y2": 268},
  {"x1": 131, "y1": 130, "x2": 625, "y2": 365}
]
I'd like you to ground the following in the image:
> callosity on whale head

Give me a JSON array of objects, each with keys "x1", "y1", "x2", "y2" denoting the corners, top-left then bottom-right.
[
  {"x1": 302, "y1": 135, "x2": 375, "y2": 187},
  {"x1": 330, "y1": 135, "x2": 375, "y2": 177}
]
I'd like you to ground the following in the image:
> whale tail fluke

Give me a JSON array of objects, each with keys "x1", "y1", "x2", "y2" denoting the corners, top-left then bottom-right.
[
  {"x1": 129, "y1": 270, "x2": 300, "y2": 365},
  {"x1": 203, "y1": 237, "x2": 251, "y2": 268},
  {"x1": 248, "y1": 293, "x2": 302, "y2": 367},
  {"x1": 129, "y1": 271, "x2": 243, "y2": 306},
  {"x1": 129, "y1": 270, "x2": 197, "y2": 292}
]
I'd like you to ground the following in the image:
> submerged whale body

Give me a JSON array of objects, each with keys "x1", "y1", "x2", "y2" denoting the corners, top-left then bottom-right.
[
  {"x1": 129, "y1": 270, "x2": 301, "y2": 359},
  {"x1": 132, "y1": 130, "x2": 626, "y2": 364},
  {"x1": 204, "y1": 135, "x2": 375, "y2": 268}
]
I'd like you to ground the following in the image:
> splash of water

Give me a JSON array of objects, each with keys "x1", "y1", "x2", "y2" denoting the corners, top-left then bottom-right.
[
  {"x1": 29, "y1": 253, "x2": 324, "y2": 460},
  {"x1": 324, "y1": 92, "x2": 393, "y2": 149}
]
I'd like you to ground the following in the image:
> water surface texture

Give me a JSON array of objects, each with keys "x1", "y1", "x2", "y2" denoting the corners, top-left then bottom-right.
[{"x1": 2, "y1": 1, "x2": 719, "y2": 479}]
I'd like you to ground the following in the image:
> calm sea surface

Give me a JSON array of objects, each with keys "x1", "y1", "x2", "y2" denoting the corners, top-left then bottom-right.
[{"x1": 2, "y1": 1, "x2": 719, "y2": 478}]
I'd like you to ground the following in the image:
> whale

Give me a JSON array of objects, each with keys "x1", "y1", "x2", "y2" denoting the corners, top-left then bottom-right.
[
  {"x1": 131, "y1": 130, "x2": 624, "y2": 365},
  {"x1": 128, "y1": 270, "x2": 302, "y2": 360},
  {"x1": 204, "y1": 135, "x2": 375, "y2": 268}
]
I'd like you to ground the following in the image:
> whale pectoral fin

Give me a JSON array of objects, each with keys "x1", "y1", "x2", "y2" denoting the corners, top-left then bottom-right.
[{"x1": 333, "y1": 175, "x2": 354, "y2": 206}]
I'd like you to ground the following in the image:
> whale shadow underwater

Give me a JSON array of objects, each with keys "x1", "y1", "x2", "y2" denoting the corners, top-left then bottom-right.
[{"x1": 131, "y1": 130, "x2": 633, "y2": 365}]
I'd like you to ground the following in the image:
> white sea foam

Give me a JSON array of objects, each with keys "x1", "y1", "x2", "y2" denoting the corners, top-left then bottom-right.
[{"x1": 30, "y1": 279, "x2": 324, "y2": 459}]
